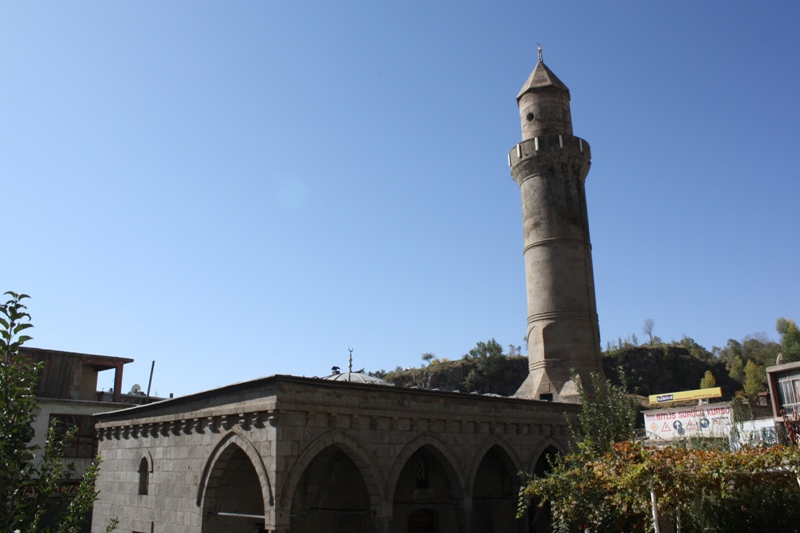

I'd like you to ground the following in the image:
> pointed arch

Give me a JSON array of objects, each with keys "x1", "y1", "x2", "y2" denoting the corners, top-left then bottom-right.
[
  {"x1": 196, "y1": 429, "x2": 273, "y2": 511},
  {"x1": 137, "y1": 449, "x2": 155, "y2": 495},
  {"x1": 138, "y1": 449, "x2": 155, "y2": 472},
  {"x1": 526, "y1": 438, "x2": 566, "y2": 533},
  {"x1": 470, "y1": 440, "x2": 525, "y2": 533},
  {"x1": 280, "y1": 430, "x2": 386, "y2": 518},
  {"x1": 466, "y1": 435, "x2": 522, "y2": 500},
  {"x1": 386, "y1": 433, "x2": 465, "y2": 507},
  {"x1": 526, "y1": 436, "x2": 568, "y2": 474},
  {"x1": 137, "y1": 454, "x2": 152, "y2": 495}
]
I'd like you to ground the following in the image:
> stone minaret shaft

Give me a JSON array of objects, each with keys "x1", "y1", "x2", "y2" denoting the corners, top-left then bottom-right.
[{"x1": 509, "y1": 52, "x2": 604, "y2": 402}]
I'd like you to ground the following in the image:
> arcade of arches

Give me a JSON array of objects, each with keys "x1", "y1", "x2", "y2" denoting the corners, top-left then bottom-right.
[
  {"x1": 92, "y1": 375, "x2": 575, "y2": 533},
  {"x1": 207, "y1": 441, "x2": 555, "y2": 533}
]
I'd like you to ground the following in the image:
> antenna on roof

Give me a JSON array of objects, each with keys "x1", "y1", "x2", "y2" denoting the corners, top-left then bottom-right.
[{"x1": 146, "y1": 361, "x2": 155, "y2": 400}]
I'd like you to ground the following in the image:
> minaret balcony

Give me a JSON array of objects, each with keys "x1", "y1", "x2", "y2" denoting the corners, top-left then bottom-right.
[{"x1": 507, "y1": 134, "x2": 591, "y2": 168}]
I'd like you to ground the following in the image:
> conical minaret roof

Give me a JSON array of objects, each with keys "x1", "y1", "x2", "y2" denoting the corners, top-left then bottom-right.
[{"x1": 516, "y1": 47, "x2": 569, "y2": 102}]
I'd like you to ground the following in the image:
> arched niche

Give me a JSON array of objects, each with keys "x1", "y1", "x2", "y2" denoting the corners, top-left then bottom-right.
[
  {"x1": 528, "y1": 444, "x2": 562, "y2": 533},
  {"x1": 138, "y1": 456, "x2": 150, "y2": 496},
  {"x1": 471, "y1": 445, "x2": 523, "y2": 533},
  {"x1": 280, "y1": 430, "x2": 385, "y2": 524},
  {"x1": 466, "y1": 435, "x2": 522, "y2": 496},
  {"x1": 289, "y1": 444, "x2": 374, "y2": 533},
  {"x1": 526, "y1": 437, "x2": 567, "y2": 474},
  {"x1": 392, "y1": 443, "x2": 463, "y2": 533},
  {"x1": 201, "y1": 438, "x2": 269, "y2": 533},
  {"x1": 387, "y1": 434, "x2": 465, "y2": 506}
]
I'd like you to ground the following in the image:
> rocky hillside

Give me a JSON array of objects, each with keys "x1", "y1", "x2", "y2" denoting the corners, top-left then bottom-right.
[
  {"x1": 382, "y1": 356, "x2": 529, "y2": 396},
  {"x1": 380, "y1": 345, "x2": 739, "y2": 398}
]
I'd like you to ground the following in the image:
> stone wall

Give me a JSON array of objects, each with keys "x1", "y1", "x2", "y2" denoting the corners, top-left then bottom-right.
[{"x1": 92, "y1": 375, "x2": 576, "y2": 533}]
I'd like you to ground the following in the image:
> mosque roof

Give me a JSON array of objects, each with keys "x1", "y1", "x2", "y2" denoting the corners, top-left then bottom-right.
[{"x1": 323, "y1": 372, "x2": 394, "y2": 386}]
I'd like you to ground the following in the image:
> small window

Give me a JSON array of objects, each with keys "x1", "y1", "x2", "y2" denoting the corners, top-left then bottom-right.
[
  {"x1": 138, "y1": 457, "x2": 149, "y2": 495},
  {"x1": 49, "y1": 414, "x2": 97, "y2": 458},
  {"x1": 776, "y1": 373, "x2": 800, "y2": 415},
  {"x1": 415, "y1": 458, "x2": 428, "y2": 489}
]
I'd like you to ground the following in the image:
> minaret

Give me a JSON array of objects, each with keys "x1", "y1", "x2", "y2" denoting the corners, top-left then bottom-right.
[{"x1": 509, "y1": 47, "x2": 604, "y2": 402}]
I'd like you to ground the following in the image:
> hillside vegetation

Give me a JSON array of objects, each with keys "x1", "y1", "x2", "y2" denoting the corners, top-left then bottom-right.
[
  {"x1": 371, "y1": 317, "x2": 800, "y2": 400},
  {"x1": 382, "y1": 354, "x2": 529, "y2": 396}
]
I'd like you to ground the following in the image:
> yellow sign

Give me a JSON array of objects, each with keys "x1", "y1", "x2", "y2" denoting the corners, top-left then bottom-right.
[{"x1": 648, "y1": 387, "x2": 722, "y2": 405}]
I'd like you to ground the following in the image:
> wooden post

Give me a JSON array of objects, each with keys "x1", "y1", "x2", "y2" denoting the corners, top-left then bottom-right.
[
  {"x1": 694, "y1": 491, "x2": 705, "y2": 533},
  {"x1": 650, "y1": 478, "x2": 661, "y2": 533},
  {"x1": 113, "y1": 363, "x2": 123, "y2": 402}
]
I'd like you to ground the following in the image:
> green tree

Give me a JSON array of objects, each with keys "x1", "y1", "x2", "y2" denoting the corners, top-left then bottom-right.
[
  {"x1": 461, "y1": 339, "x2": 507, "y2": 393},
  {"x1": 463, "y1": 338, "x2": 504, "y2": 360},
  {"x1": 730, "y1": 354, "x2": 746, "y2": 383},
  {"x1": 679, "y1": 335, "x2": 714, "y2": 364},
  {"x1": 743, "y1": 359, "x2": 766, "y2": 402},
  {"x1": 718, "y1": 338, "x2": 743, "y2": 367},
  {"x1": 699, "y1": 369, "x2": 716, "y2": 389},
  {"x1": 522, "y1": 365, "x2": 800, "y2": 532},
  {"x1": 0, "y1": 292, "x2": 115, "y2": 533},
  {"x1": 572, "y1": 370, "x2": 638, "y2": 455},
  {"x1": 716, "y1": 335, "x2": 778, "y2": 367},
  {"x1": 777, "y1": 317, "x2": 800, "y2": 363},
  {"x1": 519, "y1": 371, "x2": 640, "y2": 532},
  {"x1": 741, "y1": 332, "x2": 780, "y2": 367}
]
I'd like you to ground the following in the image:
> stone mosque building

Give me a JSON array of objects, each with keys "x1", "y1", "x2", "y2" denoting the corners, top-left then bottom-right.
[{"x1": 91, "y1": 49, "x2": 604, "y2": 533}]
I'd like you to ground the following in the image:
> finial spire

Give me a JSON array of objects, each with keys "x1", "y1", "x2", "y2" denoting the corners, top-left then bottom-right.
[
  {"x1": 537, "y1": 43, "x2": 543, "y2": 63},
  {"x1": 348, "y1": 347, "x2": 353, "y2": 374}
]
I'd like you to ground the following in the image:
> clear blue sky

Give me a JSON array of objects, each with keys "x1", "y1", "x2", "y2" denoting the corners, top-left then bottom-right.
[{"x1": 2, "y1": 1, "x2": 798, "y2": 397}]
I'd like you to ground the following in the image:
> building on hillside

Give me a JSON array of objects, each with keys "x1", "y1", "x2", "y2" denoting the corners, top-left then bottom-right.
[
  {"x1": 766, "y1": 360, "x2": 800, "y2": 434},
  {"x1": 24, "y1": 347, "x2": 135, "y2": 479},
  {"x1": 90, "y1": 49, "x2": 599, "y2": 533},
  {"x1": 20, "y1": 347, "x2": 138, "y2": 531}
]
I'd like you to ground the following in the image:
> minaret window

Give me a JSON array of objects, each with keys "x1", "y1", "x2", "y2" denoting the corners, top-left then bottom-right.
[{"x1": 526, "y1": 112, "x2": 535, "y2": 121}]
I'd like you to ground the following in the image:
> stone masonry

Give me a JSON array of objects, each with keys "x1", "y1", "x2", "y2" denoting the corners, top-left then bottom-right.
[
  {"x1": 91, "y1": 375, "x2": 575, "y2": 533},
  {"x1": 510, "y1": 48, "x2": 605, "y2": 402},
  {"x1": 91, "y1": 50, "x2": 601, "y2": 533}
]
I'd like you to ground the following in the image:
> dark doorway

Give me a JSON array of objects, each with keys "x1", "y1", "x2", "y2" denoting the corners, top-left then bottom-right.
[
  {"x1": 529, "y1": 446, "x2": 560, "y2": 533},
  {"x1": 392, "y1": 447, "x2": 459, "y2": 533},
  {"x1": 407, "y1": 508, "x2": 438, "y2": 533},
  {"x1": 290, "y1": 446, "x2": 373, "y2": 533},
  {"x1": 472, "y1": 446, "x2": 521, "y2": 533},
  {"x1": 202, "y1": 444, "x2": 265, "y2": 533}
]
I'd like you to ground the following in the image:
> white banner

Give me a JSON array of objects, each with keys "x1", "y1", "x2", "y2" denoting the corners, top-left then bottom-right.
[{"x1": 644, "y1": 405, "x2": 732, "y2": 441}]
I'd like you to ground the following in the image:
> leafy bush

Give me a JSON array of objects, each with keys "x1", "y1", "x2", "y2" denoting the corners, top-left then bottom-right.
[
  {"x1": 0, "y1": 292, "x2": 116, "y2": 533},
  {"x1": 520, "y1": 369, "x2": 800, "y2": 533}
]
